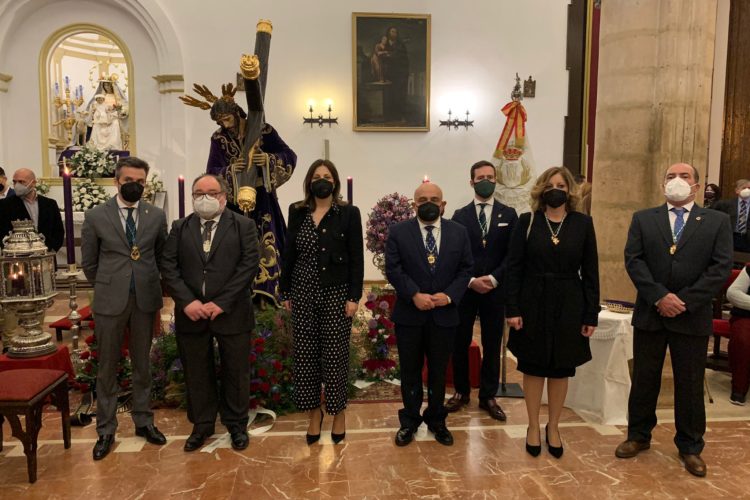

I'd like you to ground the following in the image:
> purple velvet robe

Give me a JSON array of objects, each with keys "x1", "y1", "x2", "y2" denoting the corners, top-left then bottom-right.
[{"x1": 206, "y1": 123, "x2": 297, "y2": 305}]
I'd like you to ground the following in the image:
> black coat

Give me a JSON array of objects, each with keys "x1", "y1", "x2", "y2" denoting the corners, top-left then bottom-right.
[
  {"x1": 385, "y1": 218, "x2": 474, "y2": 328},
  {"x1": 505, "y1": 211, "x2": 600, "y2": 369},
  {"x1": 451, "y1": 200, "x2": 518, "y2": 302},
  {"x1": 161, "y1": 210, "x2": 260, "y2": 334},
  {"x1": 280, "y1": 202, "x2": 364, "y2": 302},
  {"x1": 713, "y1": 197, "x2": 750, "y2": 248},
  {"x1": 625, "y1": 204, "x2": 733, "y2": 336},
  {"x1": 0, "y1": 194, "x2": 64, "y2": 252}
]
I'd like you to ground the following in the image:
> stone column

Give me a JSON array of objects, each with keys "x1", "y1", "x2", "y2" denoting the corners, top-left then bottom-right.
[{"x1": 591, "y1": 0, "x2": 718, "y2": 301}]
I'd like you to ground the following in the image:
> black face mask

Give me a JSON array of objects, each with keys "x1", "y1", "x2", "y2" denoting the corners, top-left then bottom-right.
[
  {"x1": 473, "y1": 179, "x2": 496, "y2": 199},
  {"x1": 704, "y1": 191, "x2": 715, "y2": 200},
  {"x1": 417, "y1": 202, "x2": 441, "y2": 222},
  {"x1": 311, "y1": 179, "x2": 334, "y2": 199},
  {"x1": 542, "y1": 188, "x2": 568, "y2": 209},
  {"x1": 0, "y1": 184, "x2": 4, "y2": 192},
  {"x1": 119, "y1": 182, "x2": 144, "y2": 203}
]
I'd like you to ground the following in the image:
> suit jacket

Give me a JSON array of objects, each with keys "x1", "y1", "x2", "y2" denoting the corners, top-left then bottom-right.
[
  {"x1": 161, "y1": 210, "x2": 260, "y2": 334},
  {"x1": 451, "y1": 199, "x2": 517, "y2": 301},
  {"x1": 0, "y1": 194, "x2": 64, "y2": 252},
  {"x1": 385, "y1": 217, "x2": 474, "y2": 327},
  {"x1": 713, "y1": 197, "x2": 750, "y2": 245},
  {"x1": 81, "y1": 197, "x2": 168, "y2": 316},
  {"x1": 624, "y1": 203, "x2": 733, "y2": 336},
  {"x1": 280, "y1": 202, "x2": 364, "y2": 302}
]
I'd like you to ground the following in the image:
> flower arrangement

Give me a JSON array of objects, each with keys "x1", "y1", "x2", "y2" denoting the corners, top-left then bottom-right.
[
  {"x1": 142, "y1": 172, "x2": 165, "y2": 203},
  {"x1": 69, "y1": 143, "x2": 116, "y2": 178},
  {"x1": 36, "y1": 179, "x2": 51, "y2": 195},
  {"x1": 72, "y1": 177, "x2": 110, "y2": 211},
  {"x1": 248, "y1": 308, "x2": 296, "y2": 413},
  {"x1": 150, "y1": 318, "x2": 187, "y2": 407},
  {"x1": 73, "y1": 332, "x2": 133, "y2": 395},
  {"x1": 365, "y1": 192, "x2": 414, "y2": 275},
  {"x1": 360, "y1": 288, "x2": 399, "y2": 380}
]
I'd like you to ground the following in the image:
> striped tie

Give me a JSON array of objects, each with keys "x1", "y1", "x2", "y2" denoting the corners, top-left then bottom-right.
[
  {"x1": 425, "y1": 225, "x2": 438, "y2": 272},
  {"x1": 738, "y1": 200, "x2": 748, "y2": 233},
  {"x1": 478, "y1": 203, "x2": 488, "y2": 237}
]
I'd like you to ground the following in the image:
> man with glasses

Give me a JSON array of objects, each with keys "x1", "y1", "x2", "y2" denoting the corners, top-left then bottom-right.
[
  {"x1": 161, "y1": 174, "x2": 259, "y2": 452},
  {"x1": 81, "y1": 156, "x2": 169, "y2": 460}
]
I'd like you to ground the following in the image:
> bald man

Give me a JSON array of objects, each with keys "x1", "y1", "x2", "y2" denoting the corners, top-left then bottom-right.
[
  {"x1": 385, "y1": 182, "x2": 473, "y2": 446},
  {"x1": 0, "y1": 168, "x2": 63, "y2": 253},
  {"x1": 617, "y1": 163, "x2": 733, "y2": 477}
]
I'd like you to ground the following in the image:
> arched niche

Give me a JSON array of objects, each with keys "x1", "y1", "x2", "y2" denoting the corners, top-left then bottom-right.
[{"x1": 39, "y1": 24, "x2": 135, "y2": 180}]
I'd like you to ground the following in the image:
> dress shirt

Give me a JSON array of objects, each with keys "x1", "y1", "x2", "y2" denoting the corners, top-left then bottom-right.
[
  {"x1": 116, "y1": 196, "x2": 140, "y2": 231},
  {"x1": 417, "y1": 217, "x2": 441, "y2": 251},
  {"x1": 22, "y1": 197, "x2": 39, "y2": 229},
  {"x1": 470, "y1": 198, "x2": 498, "y2": 288},
  {"x1": 666, "y1": 201, "x2": 694, "y2": 234}
]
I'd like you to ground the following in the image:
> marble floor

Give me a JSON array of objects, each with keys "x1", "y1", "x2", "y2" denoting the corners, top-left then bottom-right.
[{"x1": 1, "y1": 295, "x2": 750, "y2": 498}]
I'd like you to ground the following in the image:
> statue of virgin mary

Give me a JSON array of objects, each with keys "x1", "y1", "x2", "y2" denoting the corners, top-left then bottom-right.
[{"x1": 84, "y1": 74, "x2": 129, "y2": 150}]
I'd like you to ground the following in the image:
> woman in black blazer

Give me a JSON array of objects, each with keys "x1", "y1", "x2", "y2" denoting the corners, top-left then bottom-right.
[{"x1": 280, "y1": 159, "x2": 364, "y2": 444}]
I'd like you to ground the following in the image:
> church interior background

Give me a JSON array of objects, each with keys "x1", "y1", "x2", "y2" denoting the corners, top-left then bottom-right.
[{"x1": 1, "y1": 0, "x2": 749, "y2": 497}]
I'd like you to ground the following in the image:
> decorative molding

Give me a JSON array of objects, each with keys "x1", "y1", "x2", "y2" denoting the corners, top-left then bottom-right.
[
  {"x1": 0, "y1": 72, "x2": 12, "y2": 92},
  {"x1": 152, "y1": 74, "x2": 184, "y2": 94}
]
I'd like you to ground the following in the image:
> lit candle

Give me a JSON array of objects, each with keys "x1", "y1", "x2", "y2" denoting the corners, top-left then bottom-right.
[
  {"x1": 64, "y1": 76, "x2": 69, "y2": 90},
  {"x1": 178, "y1": 175, "x2": 185, "y2": 218},
  {"x1": 62, "y1": 168, "x2": 76, "y2": 265},
  {"x1": 347, "y1": 176, "x2": 353, "y2": 204},
  {"x1": 423, "y1": 175, "x2": 430, "y2": 183}
]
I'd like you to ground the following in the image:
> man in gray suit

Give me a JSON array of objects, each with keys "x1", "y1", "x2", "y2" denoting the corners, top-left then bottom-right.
[
  {"x1": 616, "y1": 163, "x2": 733, "y2": 477},
  {"x1": 161, "y1": 174, "x2": 259, "y2": 452},
  {"x1": 81, "y1": 156, "x2": 168, "y2": 460}
]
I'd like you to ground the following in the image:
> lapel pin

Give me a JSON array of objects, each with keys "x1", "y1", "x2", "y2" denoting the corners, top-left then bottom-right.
[
  {"x1": 695, "y1": 216, "x2": 701, "y2": 221},
  {"x1": 497, "y1": 214, "x2": 502, "y2": 218}
]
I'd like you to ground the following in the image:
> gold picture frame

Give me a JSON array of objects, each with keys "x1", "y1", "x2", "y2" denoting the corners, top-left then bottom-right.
[{"x1": 352, "y1": 13, "x2": 430, "y2": 132}]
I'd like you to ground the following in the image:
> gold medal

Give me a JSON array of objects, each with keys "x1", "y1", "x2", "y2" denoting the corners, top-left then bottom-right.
[
  {"x1": 427, "y1": 254, "x2": 436, "y2": 265},
  {"x1": 130, "y1": 245, "x2": 140, "y2": 261},
  {"x1": 203, "y1": 240, "x2": 211, "y2": 253},
  {"x1": 482, "y1": 238, "x2": 487, "y2": 248},
  {"x1": 551, "y1": 236, "x2": 560, "y2": 245},
  {"x1": 669, "y1": 244, "x2": 676, "y2": 255}
]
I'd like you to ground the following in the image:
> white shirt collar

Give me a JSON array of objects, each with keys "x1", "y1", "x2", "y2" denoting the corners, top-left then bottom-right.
[
  {"x1": 666, "y1": 201, "x2": 694, "y2": 212},
  {"x1": 116, "y1": 196, "x2": 139, "y2": 211},
  {"x1": 418, "y1": 217, "x2": 441, "y2": 231},
  {"x1": 200, "y1": 211, "x2": 223, "y2": 226},
  {"x1": 473, "y1": 197, "x2": 494, "y2": 206}
]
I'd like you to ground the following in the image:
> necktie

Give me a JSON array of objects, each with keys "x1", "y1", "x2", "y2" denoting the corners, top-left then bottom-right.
[
  {"x1": 478, "y1": 203, "x2": 488, "y2": 237},
  {"x1": 126, "y1": 208, "x2": 136, "y2": 292},
  {"x1": 738, "y1": 200, "x2": 748, "y2": 233},
  {"x1": 202, "y1": 220, "x2": 214, "y2": 255},
  {"x1": 672, "y1": 207, "x2": 686, "y2": 242},
  {"x1": 425, "y1": 225, "x2": 438, "y2": 272}
]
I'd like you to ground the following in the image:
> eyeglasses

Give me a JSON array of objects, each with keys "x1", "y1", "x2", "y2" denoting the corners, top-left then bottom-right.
[{"x1": 192, "y1": 193, "x2": 223, "y2": 201}]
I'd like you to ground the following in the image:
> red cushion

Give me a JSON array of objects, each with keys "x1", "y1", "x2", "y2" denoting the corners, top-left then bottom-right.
[
  {"x1": 48, "y1": 306, "x2": 93, "y2": 329},
  {"x1": 0, "y1": 369, "x2": 66, "y2": 401},
  {"x1": 713, "y1": 319, "x2": 731, "y2": 338}
]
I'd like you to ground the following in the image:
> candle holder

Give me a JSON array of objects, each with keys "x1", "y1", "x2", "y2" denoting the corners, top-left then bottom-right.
[
  {"x1": 0, "y1": 221, "x2": 58, "y2": 358},
  {"x1": 439, "y1": 109, "x2": 474, "y2": 131},
  {"x1": 303, "y1": 104, "x2": 339, "y2": 128},
  {"x1": 59, "y1": 263, "x2": 83, "y2": 322}
]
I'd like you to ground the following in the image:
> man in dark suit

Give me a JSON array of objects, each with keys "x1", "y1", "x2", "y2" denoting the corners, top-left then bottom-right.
[
  {"x1": 161, "y1": 174, "x2": 259, "y2": 452},
  {"x1": 712, "y1": 178, "x2": 750, "y2": 253},
  {"x1": 81, "y1": 157, "x2": 169, "y2": 460},
  {"x1": 616, "y1": 163, "x2": 733, "y2": 477},
  {"x1": 0, "y1": 168, "x2": 63, "y2": 252},
  {"x1": 0, "y1": 166, "x2": 14, "y2": 199},
  {"x1": 386, "y1": 181, "x2": 474, "y2": 446},
  {"x1": 447, "y1": 160, "x2": 517, "y2": 420}
]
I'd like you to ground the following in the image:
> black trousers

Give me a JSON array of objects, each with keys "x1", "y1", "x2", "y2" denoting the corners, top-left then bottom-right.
[
  {"x1": 627, "y1": 327, "x2": 709, "y2": 455},
  {"x1": 454, "y1": 289, "x2": 503, "y2": 399},
  {"x1": 396, "y1": 320, "x2": 455, "y2": 430},
  {"x1": 177, "y1": 329, "x2": 251, "y2": 434}
]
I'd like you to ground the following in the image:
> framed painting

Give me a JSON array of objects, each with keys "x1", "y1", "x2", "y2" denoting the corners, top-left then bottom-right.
[{"x1": 352, "y1": 13, "x2": 430, "y2": 131}]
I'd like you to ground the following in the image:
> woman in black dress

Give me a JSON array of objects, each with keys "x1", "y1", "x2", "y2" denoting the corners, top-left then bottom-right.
[
  {"x1": 280, "y1": 159, "x2": 364, "y2": 445},
  {"x1": 505, "y1": 166, "x2": 600, "y2": 458}
]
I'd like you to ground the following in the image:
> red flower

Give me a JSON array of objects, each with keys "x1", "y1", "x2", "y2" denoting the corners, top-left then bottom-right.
[
  {"x1": 260, "y1": 382, "x2": 271, "y2": 393},
  {"x1": 258, "y1": 368, "x2": 268, "y2": 377},
  {"x1": 254, "y1": 337, "x2": 265, "y2": 346},
  {"x1": 386, "y1": 334, "x2": 397, "y2": 346},
  {"x1": 255, "y1": 346, "x2": 265, "y2": 354},
  {"x1": 85, "y1": 335, "x2": 95, "y2": 345},
  {"x1": 91, "y1": 351, "x2": 99, "y2": 360},
  {"x1": 79, "y1": 383, "x2": 90, "y2": 393},
  {"x1": 273, "y1": 360, "x2": 283, "y2": 371},
  {"x1": 121, "y1": 348, "x2": 129, "y2": 357},
  {"x1": 79, "y1": 351, "x2": 90, "y2": 360},
  {"x1": 119, "y1": 379, "x2": 130, "y2": 388},
  {"x1": 250, "y1": 381, "x2": 260, "y2": 392},
  {"x1": 365, "y1": 301, "x2": 376, "y2": 311},
  {"x1": 381, "y1": 317, "x2": 395, "y2": 329},
  {"x1": 272, "y1": 392, "x2": 281, "y2": 402},
  {"x1": 83, "y1": 363, "x2": 93, "y2": 374},
  {"x1": 249, "y1": 399, "x2": 258, "y2": 409},
  {"x1": 249, "y1": 352, "x2": 257, "y2": 363}
]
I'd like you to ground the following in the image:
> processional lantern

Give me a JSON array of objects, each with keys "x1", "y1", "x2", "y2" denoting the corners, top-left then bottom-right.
[{"x1": 0, "y1": 220, "x2": 58, "y2": 357}]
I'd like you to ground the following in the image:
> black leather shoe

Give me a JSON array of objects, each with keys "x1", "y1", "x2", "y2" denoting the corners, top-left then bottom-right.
[
  {"x1": 545, "y1": 425, "x2": 563, "y2": 459},
  {"x1": 184, "y1": 431, "x2": 212, "y2": 452},
  {"x1": 395, "y1": 427, "x2": 415, "y2": 447},
  {"x1": 479, "y1": 399, "x2": 507, "y2": 421},
  {"x1": 306, "y1": 408, "x2": 325, "y2": 445},
  {"x1": 93, "y1": 434, "x2": 114, "y2": 460},
  {"x1": 445, "y1": 393, "x2": 470, "y2": 413},
  {"x1": 526, "y1": 428, "x2": 541, "y2": 457},
  {"x1": 135, "y1": 425, "x2": 167, "y2": 445},
  {"x1": 230, "y1": 429, "x2": 249, "y2": 450},
  {"x1": 428, "y1": 424, "x2": 454, "y2": 446}
]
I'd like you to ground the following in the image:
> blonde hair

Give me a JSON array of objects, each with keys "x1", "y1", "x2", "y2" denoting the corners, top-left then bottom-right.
[{"x1": 530, "y1": 166, "x2": 580, "y2": 212}]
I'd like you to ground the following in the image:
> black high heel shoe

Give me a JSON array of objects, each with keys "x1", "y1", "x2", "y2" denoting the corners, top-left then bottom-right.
[
  {"x1": 331, "y1": 412, "x2": 346, "y2": 444},
  {"x1": 525, "y1": 427, "x2": 541, "y2": 457},
  {"x1": 306, "y1": 408, "x2": 324, "y2": 445},
  {"x1": 545, "y1": 425, "x2": 563, "y2": 458}
]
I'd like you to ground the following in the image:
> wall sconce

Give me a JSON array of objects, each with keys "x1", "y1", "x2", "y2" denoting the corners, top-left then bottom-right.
[
  {"x1": 303, "y1": 99, "x2": 339, "y2": 128},
  {"x1": 439, "y1": 109, "x2": 473, "y2": 131}
]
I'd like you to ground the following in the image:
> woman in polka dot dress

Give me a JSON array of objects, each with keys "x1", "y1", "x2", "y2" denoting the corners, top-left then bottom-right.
[{"x1": 280, "y1": 159, "x2": 364, "y2": 444}]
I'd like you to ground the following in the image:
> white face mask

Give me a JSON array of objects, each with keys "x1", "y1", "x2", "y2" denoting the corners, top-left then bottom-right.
[
  {"x1": 13, "y1": 182, "x2": 32, "y2": 197},
  {"x1": 664, "y1": 177, "x2": 695, "y2": 203},
  {"x1": 193, "y1": 195, "x2": 222, "y2": 219},
  {"x1": 740, "y1": 188, "x2": 750, "y2": 199}
]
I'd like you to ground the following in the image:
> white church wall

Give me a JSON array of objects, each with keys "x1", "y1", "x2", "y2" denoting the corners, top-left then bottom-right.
[{"x1": 0, "y1": 0, "x2": 570, "y2": 279}]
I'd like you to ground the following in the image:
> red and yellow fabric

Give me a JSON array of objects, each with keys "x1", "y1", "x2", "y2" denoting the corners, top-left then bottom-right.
[{"x1": 493, "y1": 100, "x2": 527, "y2": 159}]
